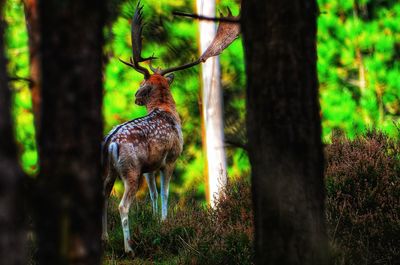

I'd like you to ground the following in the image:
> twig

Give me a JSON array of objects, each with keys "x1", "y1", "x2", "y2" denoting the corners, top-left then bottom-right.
[
  {"x1": 178, "y1": 235, "x2": 204, "y2": 257},
  {"x1": 173, "y1": 11, "x2": 240, "y2": 23},
  {"x1": 8, "y1": 76, "x2": 34, "y2": 86},
  {"x1": 224, "y1": 139, "x2": 248, "y2": 151}
]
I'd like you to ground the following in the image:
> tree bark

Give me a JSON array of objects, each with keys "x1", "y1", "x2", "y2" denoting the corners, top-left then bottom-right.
[
  {"x1": 241, "y1": 0, "x2": 328, "y2": 264},
  {"x1": 23, "y1": 0, "x2": 41, "y2": 130},
  {"x1": 197, "y1": 0, "x2": 228, "y2": 207},
  {"x1": 36, "y1": 1, "x2": 105, "y2": 264},
  {"x1": 0, "y1": 1, "x2": 26, "y2": 263}
]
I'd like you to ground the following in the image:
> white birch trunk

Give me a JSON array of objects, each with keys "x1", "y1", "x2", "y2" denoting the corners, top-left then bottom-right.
[{"x1": 197, "y1": 0, "x2": 227, "y2": 207}]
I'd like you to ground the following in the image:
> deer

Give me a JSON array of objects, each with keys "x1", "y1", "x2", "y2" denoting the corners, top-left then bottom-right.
[{"x1": 101, "y1": 1, "x2": 240, "y2": 254}]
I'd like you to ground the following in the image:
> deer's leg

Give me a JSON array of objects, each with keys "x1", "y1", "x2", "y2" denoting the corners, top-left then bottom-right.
[
  {"x1": 102, "y1": 171, "x2": 116, "y2": 242},
  {"x1": 144, "y1": 172, "x2": 158, "y2": 216},
  {"x1": 160, "y1": 163, "x2": 174, "y2": 220},
  {"x1": 119, "y1": 171, "x2": 139, "y2": 253}
]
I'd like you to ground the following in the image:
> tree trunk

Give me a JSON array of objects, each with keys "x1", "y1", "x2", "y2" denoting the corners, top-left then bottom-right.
[
  {"x1": 197, "y1": 0, "x2": 228, "y2": 207},
  {"x1": 23, "y1": 0, "x2": 41, "y2": 130},
  {"x1": 0, "y1": 1, "x2": 26, "y2": 263},
  {"x1": 241, "y1": 0, "x2": 328, "y2": 264},
  {"x1": 36, "y1": 1, "x2": 105, "y2": 264}
]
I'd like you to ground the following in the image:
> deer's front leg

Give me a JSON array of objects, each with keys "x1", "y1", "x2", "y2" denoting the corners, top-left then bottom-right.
[
  {"x1": 144, "y1": 172, "x2": 158, "y2": 216},
  {"x1": 160, "y1": 163, "x2": 174, "y2": 220},
  {"x1": 119, "y1": 171, "x2": 139, "y2": 254}
]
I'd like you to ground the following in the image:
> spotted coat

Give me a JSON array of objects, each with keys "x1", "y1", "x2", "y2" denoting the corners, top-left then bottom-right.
[{"x1": 102, "y1": 108, "x2": 183, "y2": 176}]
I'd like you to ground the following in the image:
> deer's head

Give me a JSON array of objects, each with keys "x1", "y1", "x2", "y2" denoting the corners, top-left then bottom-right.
[
  {"x1": 134, "y1": 73, "x2": 174, "y2": 106},
  {"x1": 120, "y1": 1, "x2": 240, "y2": 106}
]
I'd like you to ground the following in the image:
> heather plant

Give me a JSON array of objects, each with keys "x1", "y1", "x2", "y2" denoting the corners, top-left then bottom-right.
[
  {"x1": 103, "y1": 177, "x2": 253, "y2": 264},
  {"x1": 103, "y1": 130, "x2": 400, "y2": 264},
  {"x1": 25, "y1": 130, "x2": 399, "y2": 264},
  {"x1": 325, "y1": 130, "x2": 400, "y2": 264}
]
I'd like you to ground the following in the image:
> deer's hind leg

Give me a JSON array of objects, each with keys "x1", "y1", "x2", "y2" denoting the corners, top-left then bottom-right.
[
  {"x1": 119, "y1": 170, "x2": 140, "y2": 254},
  {"x1": 102, "y1": 169, "x2": 117, "y2": 242}
]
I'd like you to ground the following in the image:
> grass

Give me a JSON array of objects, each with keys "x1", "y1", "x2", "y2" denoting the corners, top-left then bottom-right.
[{"x1": 102, "y1": 177, "x2": 254, "y2": 265}]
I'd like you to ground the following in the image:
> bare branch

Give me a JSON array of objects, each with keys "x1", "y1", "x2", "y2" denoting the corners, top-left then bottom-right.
[
  {"x1": 7, "y1": 76, "x2": 34, "y2": 85},
  {"x1": 173, "y1": 11, "x2": 240, "y2": 23}
]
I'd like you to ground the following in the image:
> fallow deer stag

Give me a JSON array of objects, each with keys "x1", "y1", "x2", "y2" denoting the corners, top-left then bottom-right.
[{"x1": 102, "y1": 1, "x2": 239, "y2": 254}]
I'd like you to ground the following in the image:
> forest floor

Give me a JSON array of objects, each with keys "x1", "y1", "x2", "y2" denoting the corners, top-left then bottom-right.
[
  {"x1": 102, "y1": 131, "x2": 400, "y2": 265},
  {"x1": 102, "y1": 177, "x2": 253, "y2": 265},
  {"x1": 25, "y1": 131, "x2": 399, "y2": 264}
]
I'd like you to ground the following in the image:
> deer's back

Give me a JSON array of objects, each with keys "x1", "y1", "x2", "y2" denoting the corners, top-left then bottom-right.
[{"x1": 103, "y1": 108, "x2": 183, "y2": 175}]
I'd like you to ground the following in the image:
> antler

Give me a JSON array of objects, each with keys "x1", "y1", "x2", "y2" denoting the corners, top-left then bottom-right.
[
  {"x1": 156, "y1": 10, "x2": 240, "y2": 76},
  {"x1": 119, "y1": 1, "x2": 155, "y2": 79},
  {"x1": 199, "y1": 9, "x2": 240, "y2": 62},
  {"x1": 121, "y1": 4, "x2": 240, "y2": 78}
]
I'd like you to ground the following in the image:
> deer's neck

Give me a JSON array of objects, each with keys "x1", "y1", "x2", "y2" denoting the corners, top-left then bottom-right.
[{"x1": 146, "y1": 93, "x2": 180, "y2": 124}]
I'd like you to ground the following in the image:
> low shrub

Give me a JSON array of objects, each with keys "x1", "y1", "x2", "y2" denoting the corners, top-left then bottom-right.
[
  {"x1": 325, "y1": 130, "x2": 400, "y2": 264},
  {"x1": 98, "y1": 130, "x2": 400, "y2": 265},
  {"x1": 103, "y1": 177, "x2": 254, "y2": 264}
]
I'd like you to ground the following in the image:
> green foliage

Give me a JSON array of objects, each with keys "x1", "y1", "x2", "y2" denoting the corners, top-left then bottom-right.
[
  {"x1": 4, "y1": 0, "x2": 38, "y2": 175},
  {"x1": 4, "y1": 0, "x2": 248, "y2": 197},
  {"x1": 4, "y1": 0, "x2": 399, "y2": 199},
  {"x1": 318, "y1": 0, "x2": 400, "y2": 140}
]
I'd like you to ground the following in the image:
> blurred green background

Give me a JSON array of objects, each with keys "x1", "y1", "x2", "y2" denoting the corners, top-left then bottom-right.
[{"x1": 3, "y1": 0, "x2": 399, "y2": 199}]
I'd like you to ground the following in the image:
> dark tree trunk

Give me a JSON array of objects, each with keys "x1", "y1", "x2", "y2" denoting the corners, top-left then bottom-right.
[
  {"x1": 23, "y1": 0, "x2": 41, "y2": 130},
  {"x1": 241, "y1": 0, "x2": 328, "y2": 264},
  {"x1": 36, "y1": 1, "x2": 105, "y2": 264},
  {"x1": 0, "y1": 1, "x2": 26, "y2": 264}
]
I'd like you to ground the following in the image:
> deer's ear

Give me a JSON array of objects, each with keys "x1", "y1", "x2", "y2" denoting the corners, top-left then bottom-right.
[{"x1": 165, "y1": 73, "x2": 174, "y2": 85}]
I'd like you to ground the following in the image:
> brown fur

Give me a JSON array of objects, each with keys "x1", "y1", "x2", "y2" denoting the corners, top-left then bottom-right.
[
  {"x1": 140, "y1": 74, "x2": 180, "y2": 122},
  {"x1": 101, "y1": 74, "x2": 183, "y2": 253}
]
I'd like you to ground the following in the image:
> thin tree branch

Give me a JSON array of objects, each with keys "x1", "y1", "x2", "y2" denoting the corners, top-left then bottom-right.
[
  {"x1": 173, "y1": 11, "x2": 240, "y2": 23},
  {"x1": 8, "y1": 76, "x2": 34, "y2": 86},
  {"x1": 224, "y1": 139, "x2": 248, "y2": 151}
]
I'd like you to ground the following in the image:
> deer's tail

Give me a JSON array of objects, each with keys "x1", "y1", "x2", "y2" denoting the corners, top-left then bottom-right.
[
  {"x1": 108, "y1": 142, "x2": 119, "y2": 167},
  {"x1": 101, "y1": 142, "x2": 119, "y2": 178}
]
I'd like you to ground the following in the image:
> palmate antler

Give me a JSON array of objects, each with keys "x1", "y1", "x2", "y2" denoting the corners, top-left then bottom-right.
[
  {"x1": 120, "y1": 1, "x2": 240, "y2": 78},
  {"x1": 119, "y1": 1, "x2": 156, "y2": 79}
]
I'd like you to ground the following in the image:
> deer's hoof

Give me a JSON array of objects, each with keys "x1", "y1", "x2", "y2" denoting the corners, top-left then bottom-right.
[
  {"x1": 124, "y1": 248, "x2": 134, "y2": 258},
  {"x1": 101, "y1": 235, "x2": 109, "y2": 249},
  {"x1": 101, "y1": 234, "x2": 109, "y2": 243}
]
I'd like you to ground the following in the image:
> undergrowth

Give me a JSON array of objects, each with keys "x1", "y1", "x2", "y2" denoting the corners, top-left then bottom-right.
[
  {"x1": 25, "y1": 130, "x2": 399, "y2": 265},
  {"x1": 103, "y1": 177, "x2": 253, "y2": 265},
  {"x1": 325, "y1": 130, "x2": 400, "y2": 265},
  {"x1": 104, "y1": 130, "x2": 400, "y2": 265}
]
